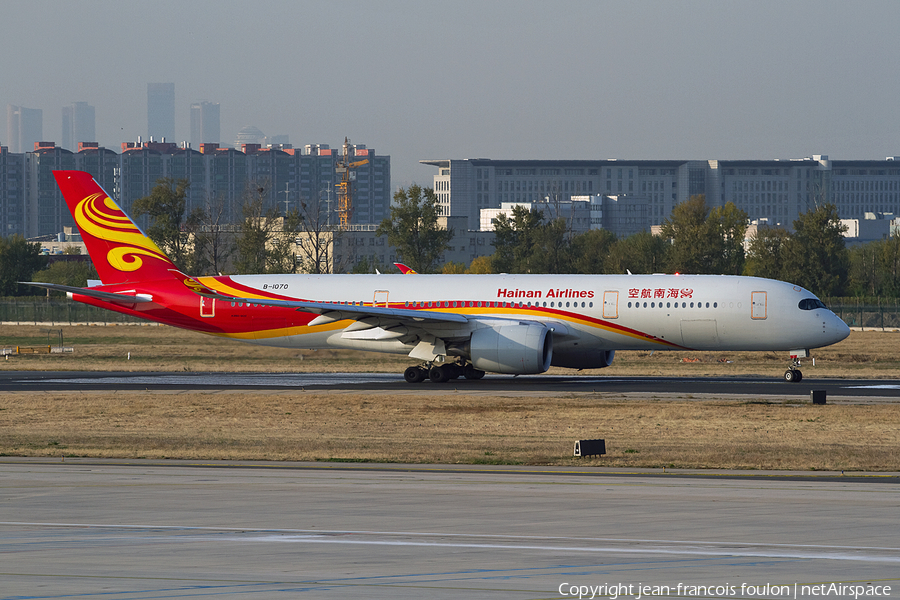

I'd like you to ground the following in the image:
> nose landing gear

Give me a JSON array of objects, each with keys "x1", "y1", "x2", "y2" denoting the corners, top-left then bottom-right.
[{"x1": 784, "y1": 350, "x2": 808, "y2": 382}]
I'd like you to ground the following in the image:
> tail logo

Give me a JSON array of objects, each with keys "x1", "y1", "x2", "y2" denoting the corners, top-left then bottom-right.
[{"x1": 75, "y1": 192, "x2": 169, "y2": 273}]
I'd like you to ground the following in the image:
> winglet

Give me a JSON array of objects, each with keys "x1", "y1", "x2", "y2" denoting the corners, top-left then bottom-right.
[{"x1": 394, "y1": 262, "x2": 418, "y2": 274}]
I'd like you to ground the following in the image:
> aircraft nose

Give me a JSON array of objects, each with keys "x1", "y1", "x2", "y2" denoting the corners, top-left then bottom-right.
[{"x1": 824, "y1": 312, "x2": 851, "y2": 345}]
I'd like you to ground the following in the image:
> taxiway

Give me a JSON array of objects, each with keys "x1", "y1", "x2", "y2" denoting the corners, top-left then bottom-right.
[{"x1": 0, "y1": 459, "x2": 897, "y2": 599}]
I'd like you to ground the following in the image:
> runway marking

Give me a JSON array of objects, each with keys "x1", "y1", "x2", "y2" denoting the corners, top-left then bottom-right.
[
  {"x1": 3, "y1": 522, "x2": 899, "y2": 563},
  {"x1": 844, "y1": 384, "x2": 900, "y2": 390}
]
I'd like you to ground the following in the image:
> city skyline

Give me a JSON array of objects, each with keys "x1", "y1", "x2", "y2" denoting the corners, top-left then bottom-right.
[{"x1": 2, "y1": 0, "x2": 899, "y2": 189}]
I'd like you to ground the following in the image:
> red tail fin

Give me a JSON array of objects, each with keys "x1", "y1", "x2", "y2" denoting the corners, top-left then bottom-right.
[{"x1": 54, "y1": 170, "x2": 177, "y2": 284}]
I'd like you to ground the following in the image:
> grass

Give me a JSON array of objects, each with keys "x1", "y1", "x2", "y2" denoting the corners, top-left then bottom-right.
[{"x1": 1, "y1": 391, "x2": 898, "y2": 470}]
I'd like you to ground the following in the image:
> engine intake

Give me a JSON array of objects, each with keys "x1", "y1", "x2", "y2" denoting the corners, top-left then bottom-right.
[{"x1": 469, "y1": 323, "x2": 553, "y2": 374}]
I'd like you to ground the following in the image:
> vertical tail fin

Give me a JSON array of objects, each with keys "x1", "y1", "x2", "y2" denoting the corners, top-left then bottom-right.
[{"x1": 54, "y1": 170, "x2": 178, "y2": 284}]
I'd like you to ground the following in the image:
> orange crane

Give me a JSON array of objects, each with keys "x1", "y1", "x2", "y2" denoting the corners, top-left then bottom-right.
[{"x1": 335, "y1": 138, "x2": 368, "y2": 229}]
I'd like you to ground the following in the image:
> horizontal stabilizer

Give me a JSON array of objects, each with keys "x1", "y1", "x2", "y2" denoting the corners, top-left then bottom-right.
[{"x1": 22, "y1": 282, "x2": 153, "y2": 304}]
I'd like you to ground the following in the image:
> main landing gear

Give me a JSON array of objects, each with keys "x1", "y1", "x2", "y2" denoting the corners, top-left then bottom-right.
[{"x1": 404, "y1": 361, "x2": 486, "y2": 384}]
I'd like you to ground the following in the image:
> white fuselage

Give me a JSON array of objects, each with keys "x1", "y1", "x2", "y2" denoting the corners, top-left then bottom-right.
[{"x1": 222, "y1": 273, "x2": 850, "y2": 367}]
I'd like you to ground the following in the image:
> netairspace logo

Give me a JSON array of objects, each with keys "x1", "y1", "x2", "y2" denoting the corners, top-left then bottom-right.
[{"x1": 557, "y1": 582, "x2": 893, "y2": 600}]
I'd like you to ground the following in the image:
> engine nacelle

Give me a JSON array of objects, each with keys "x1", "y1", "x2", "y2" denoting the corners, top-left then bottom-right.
[
  {"x1": 596, "y1": 349, "x2": 615, "y2": 368},
  {"x1": 469, "y1": 323, "x2": 553, "y2": 374}
]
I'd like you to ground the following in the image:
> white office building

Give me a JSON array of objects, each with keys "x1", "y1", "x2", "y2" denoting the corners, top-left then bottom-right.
[{"x1": 423, "y1": 156, "x2": 900, "y2": 235}]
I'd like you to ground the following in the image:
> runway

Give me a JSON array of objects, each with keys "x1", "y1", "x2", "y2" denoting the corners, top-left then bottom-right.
[
  {"x1": 0, "y1": 460, "x2": 897, "y2": 599},
  {"x1": 3, "y1": 370, "x2": 900, "y2": 399}
]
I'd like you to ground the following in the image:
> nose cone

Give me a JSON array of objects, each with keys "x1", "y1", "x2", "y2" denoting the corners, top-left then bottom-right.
[{"x1": 824, "y1": 312, "x2": 851, "y2": 346}]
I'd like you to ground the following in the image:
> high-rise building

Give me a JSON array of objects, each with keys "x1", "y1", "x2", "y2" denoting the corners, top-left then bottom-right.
[
  {"x1": 190, "y1": 101, "x2": 220, "y2": 147},
  {"x1": 25, "y1": 143, "x2": 76, "y2": 236},
  {"x1": 6, "y1": 105, "x2": 42, "y2": 154},
  {"x1": 2, "y1": 138, "x2": 392, "y2": 241},
  {"x1": 0, "y1": 145, "x2": 26, "y2": 235},
  {"x1": 61, "y1": 102, "x2": 96, "y2": 151},
  {"x1": 147, "y1": 83, "x2": 175, "y2": 142}
]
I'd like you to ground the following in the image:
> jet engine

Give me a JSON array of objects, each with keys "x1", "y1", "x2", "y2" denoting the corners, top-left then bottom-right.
[{"x1": 468, "y1": 323, "x2": 553, "y2": 374}]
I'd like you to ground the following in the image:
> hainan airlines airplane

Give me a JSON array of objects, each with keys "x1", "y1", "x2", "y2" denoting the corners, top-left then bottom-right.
[{"x1": 27, "y1": 171, "x2": 850, "y2": 384}]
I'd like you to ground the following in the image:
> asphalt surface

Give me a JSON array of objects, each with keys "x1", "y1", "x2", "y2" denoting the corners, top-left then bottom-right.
[
  {"x1": 2, "y1": 370, "x2": 900, "y2": 399},
  {"x1": 0, "y1": 459, "x2": 897, "y2": 599}
]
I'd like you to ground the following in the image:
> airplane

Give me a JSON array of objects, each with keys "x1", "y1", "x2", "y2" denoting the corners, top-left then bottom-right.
[{"x1": 26, "y1": 170, "x2": 850, "y2": 384}]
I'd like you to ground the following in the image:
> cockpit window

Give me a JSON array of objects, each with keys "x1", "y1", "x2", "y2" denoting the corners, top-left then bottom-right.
[{"x1": 798, "y1": 298, "x2": 827, "y2": 310}]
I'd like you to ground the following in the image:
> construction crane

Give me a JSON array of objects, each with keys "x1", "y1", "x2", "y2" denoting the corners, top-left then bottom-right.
[{"x1": 335, "y1": 137, "x2": 369, "y2": 229}]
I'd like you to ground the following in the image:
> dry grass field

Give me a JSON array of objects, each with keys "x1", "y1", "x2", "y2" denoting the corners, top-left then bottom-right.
[
  {"x1": 1, "y1": 325, "x2": 898, "y2": 470},
  {"x1": 1, "y1": 391, "x2": 898, "y2": 471}
]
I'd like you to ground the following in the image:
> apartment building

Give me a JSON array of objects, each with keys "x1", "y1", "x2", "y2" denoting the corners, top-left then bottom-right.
[{"x1": 1, "y1": 141, "x2": 390, "y2": 239}]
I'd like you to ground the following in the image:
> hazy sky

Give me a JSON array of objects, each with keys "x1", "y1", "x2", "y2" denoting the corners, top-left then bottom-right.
[{"x1": 4, "y1": 0, "x2": 899, "y2": 189}]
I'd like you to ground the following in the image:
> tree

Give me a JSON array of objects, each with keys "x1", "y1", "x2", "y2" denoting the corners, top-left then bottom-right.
[
  {"x1": 744, "y1": 226, "x2": 792, "y2": 281},
  {"x1": 441, "y1": 261, "x2": 466, "y2": 274},
  {"x1": 31, "y1": 260, "x2": 98, "y2": 291},
  {"x1": 490, "y1": 206, "x2": 549, "y2": 273},
  {"x1": 194, "y1": 191, "x2": 234, "y2": 276},
  {"x1": 466, "y1": 255, "x2": 494, "y2": 274},
  {"x1": 234, "y1": 184, "x2": 301, "y2": 275},
  {"x1": 376, "y1": 185, "x2": 452, "y2": 274},
  {"x1": 350, "y1": 254, "x2": 389, "y2": 274},
  {"x1": 568, "y1": 228, "x2": 617, "y2": 274},
  {"x1": 605, "y1": 230, "x2": 670, "y2": 274},
  {"x1": 0, "y1": 235, "x2": 47, "y2": 296},
  {"x1": 710, "y1": 202, "x2": 749, "y2": 275},
  {"x1": 294, "y1": 195, "x2": 338, "y2": 274},
  {"x1": 532, "y1": 217, "x2": 574, "y2": 274},
  {"x1": 784, "y1": 204, "x2": 849, "y2": 297},
  {"x1": 132, "y1": 178, "x2": 204, "y2": 273},
  {"x1": 848, "y1": 236, "x2": 900, "y2": 297},
  {"x1": 660, "y1": 195, "x2": 748, "y2": 274}
]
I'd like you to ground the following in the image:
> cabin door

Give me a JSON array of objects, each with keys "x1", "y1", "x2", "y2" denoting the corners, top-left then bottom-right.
[
  {"x1": 751, "y1": 291, "x2": 767, "y2": 320},
  {"x1": 200, "y1": 296, "x2": 215, "y2": 318},
  {"x1": 374, "y1": 290, "x2": 390, "y2": 307},
  {"x1": 603, "y1": 291, "x2": 619, "y2": 319}
]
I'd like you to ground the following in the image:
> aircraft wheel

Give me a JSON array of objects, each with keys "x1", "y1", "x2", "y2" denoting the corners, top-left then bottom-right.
[
  {"x1": 784, "y1": 369, "x2": 802, "y2": 383},
  {"x1": 429, "y1": 365, "x2": 451, "y2": 383},
  {"x1": 404, "y1": 366, "x2": 427, "y2": 384},
  {"x1": 464, "y1": 364, "x2": 486, "y2": 380}
]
